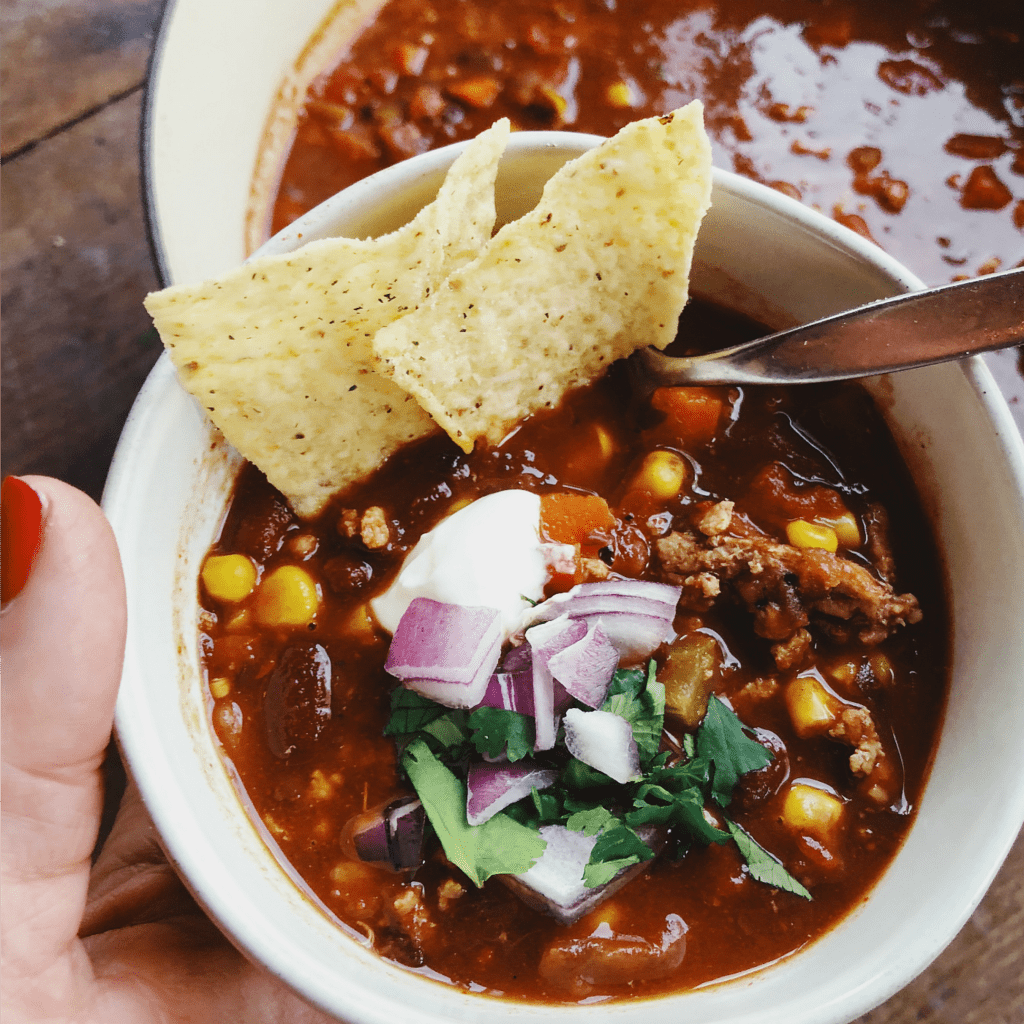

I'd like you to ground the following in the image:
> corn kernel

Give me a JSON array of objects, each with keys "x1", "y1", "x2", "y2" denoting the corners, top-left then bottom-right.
[
  {"x1": 785, "y1": 673, "x2": 841, "y2": 737},
  {"x1": 782, "y1": 783, "x2": 844, "y2": 839},
  {"x1": 606, "y1": 80, "x2": 636, "y2": 108},
  {"x1": 824, "y1": 512, "x2": 861, "y2": 548},
  {"x1": 201, "y1": 553, "x2": 257, "y2": 603},
  {"x1": 786, "y1": 519, "x2": 839, "y2": 552},
  {"x1": 345, "y1": 603, "x2": 378, "y2": 641},
  {"x1": 635, "y1": 450, "x2": 687, "y2": 500},
  {"x1": 209, "y1": 676, "x2": 232, "y2": 700},
  {"x1": 254, "y1": 565, "x2": 319, "y2": 627}
]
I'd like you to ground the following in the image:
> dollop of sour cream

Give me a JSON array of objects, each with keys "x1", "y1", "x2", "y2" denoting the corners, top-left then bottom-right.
[{"x1": 370, "y1": 489, "x2": 574, "y2": 637}]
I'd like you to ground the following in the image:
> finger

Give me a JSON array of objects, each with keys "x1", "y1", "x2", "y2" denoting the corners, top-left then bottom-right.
[
  {"x1": 86, "y1": 916, "x2": 335, "y2": 1024},
  {"x1": 1, "y1": 475, "x2": 126, "y2": 1005},
  {"x1": 2, "y1": 475, "x2": 126, "y2": 774},
  {"x1": 80, "y1": 782, "x2": 197, "y2": 938},
  {"x1": 82, "y1": 787, "x2": 334, "y2": 1024}
]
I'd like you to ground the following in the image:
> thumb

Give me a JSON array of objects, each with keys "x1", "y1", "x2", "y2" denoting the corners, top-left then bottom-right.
[{"x1": 1, "y1": 475, "x2": 126, "y2": 998}]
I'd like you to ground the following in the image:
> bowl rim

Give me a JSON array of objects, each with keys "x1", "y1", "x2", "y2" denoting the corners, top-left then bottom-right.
[
  {"x1": 139, "y1": 0, "x2": 176, "y2": 287},
  {"x1": 106, "y1": 132, "x2": 1024, "y2": 1023}
]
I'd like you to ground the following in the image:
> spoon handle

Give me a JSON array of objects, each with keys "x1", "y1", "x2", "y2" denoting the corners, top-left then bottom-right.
[{"x1": 638, "y1": 267, "x2": 1024, "y2": 387}]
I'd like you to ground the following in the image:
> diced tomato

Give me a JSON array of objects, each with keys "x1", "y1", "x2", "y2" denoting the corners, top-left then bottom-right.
[
  {"x1": 540, "y1": 493, "x2": 615, "y2": 546},
  {"x1": 748, "y1": 462, "x2": 848, "y2": 522},
  {"x1": 651, "y1": 387, "x2": 724, "y2": 444}
]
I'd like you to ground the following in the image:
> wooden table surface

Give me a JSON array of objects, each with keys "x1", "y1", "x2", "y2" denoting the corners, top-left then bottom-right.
[{"x1": 1, "y1": 2, "x2": 1021, "y2": 1020}]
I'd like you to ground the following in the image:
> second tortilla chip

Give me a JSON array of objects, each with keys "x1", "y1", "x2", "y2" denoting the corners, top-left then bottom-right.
[
  {"x1": 372, "y1": 103, "x2": 712, "y2": 453},
  {"x1": 145, "y1": 119, "x2": 510, "y2": 518}
]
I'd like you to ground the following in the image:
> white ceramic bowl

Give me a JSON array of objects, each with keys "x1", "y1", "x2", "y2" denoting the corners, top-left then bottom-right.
[
  {"x1": 107, "y1": 133, "x2": 1024, "y2": 1024},
  {"x1": 144, "y1": 0, "x2": 366, "y2": 286}
]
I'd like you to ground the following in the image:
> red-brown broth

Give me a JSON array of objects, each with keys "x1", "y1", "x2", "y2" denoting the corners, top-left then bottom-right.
[
  {"x1": 199, "y1": 301, "x2": 948, "y2": 1000},
  {"x1": 266, "y1": 0, "x2": 1023, "y2": 285}
]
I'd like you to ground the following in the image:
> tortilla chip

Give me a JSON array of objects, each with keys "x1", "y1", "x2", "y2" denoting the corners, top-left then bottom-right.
[
  {"x1": 145, "y1": 119, "x2": 510, "y2": 518},
  {"x1": 371, "y1": 103, "x2": 712, "y2": 453}
]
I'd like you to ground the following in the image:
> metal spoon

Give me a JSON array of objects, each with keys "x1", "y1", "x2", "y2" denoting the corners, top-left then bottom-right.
[{"x1": 634, "y1": 266, "x2": 1023, "y2": 387}]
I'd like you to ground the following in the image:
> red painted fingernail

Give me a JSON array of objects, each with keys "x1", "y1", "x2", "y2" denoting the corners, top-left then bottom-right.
[{"x1": 1, "y1": 476, "x2": 45, "y2": 604}]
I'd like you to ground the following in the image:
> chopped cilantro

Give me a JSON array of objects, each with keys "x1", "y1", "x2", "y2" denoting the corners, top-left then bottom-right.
[
  {"x1": 562, "y1": 803, "x2": 656, "y2": 888},
  {"x1": 401, "y1": 738, "x2": 546, "y2": 886},
  {"x1": 626, "y1": 774, "x2": 729, "y2": 845},
  {"x1": 583, "y1": 856, "x2": 641, "y2": 889},
  {"x1": 646, "y1": 754, "x2": 711, "y2": 793},
  {"x1": 561, "y1": 756, "x2": 616, "y2": 789},
  {"x1": 531, "y1": 785, "x2": 564, "y2": 823},
  {"x1": 605, "y1": 665, "x2": 646, "y2": 699},
  {"x1": 383, "y1": 688, "x2": 448, "y2": 736},
  {"x1": 726, "y1": 819, "x2": 812, "y2": 900},
  {"x1": 697, "y1": 695, "x2": 774, "y2": 807},
  {"x1": 468, "y1": 707, "x2": 534, "y2": 762},
  {"x1": 600, "y1": 661, "x2": 665, "y2": 768},
  {"x1": 420, "y1": 709, "x2": 470, "y2": 753},
  {"x1": 565, "y1": 804, "x2": 618, "y2": 836},
  {"x1": 625, "y1": 783, "x2": 678, "y2": 825},
  {"x1": 583, "y1": 820, "x2": 655, "y2": 888},
  {"x1": 502, "y1": 798, "x2": 536, "y2": 827},
  {"x1": 503, "y1": 785, "x2": 565, "y2": 828}
]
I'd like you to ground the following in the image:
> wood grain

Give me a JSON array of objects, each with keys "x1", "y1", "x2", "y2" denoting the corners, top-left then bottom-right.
[
  {"x1": 0, "y1": 0, "x2": 162, "y2": 157},
  {"x1": 0, "y1": 89, "x2": 161, "y2": 499}
]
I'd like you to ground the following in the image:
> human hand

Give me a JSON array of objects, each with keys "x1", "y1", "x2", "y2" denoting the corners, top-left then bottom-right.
[{"x1": 1, "y1": 476, "x2": 334, "y2": 1023}]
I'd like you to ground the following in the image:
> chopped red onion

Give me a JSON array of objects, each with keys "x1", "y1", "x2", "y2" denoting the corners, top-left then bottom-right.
[
  {"x1": 479, "y1": 668, "x2": 535, "y2": 716},
  {"x1": 351, "y1": 816, "x2": 389, "y2": 864},
  {"x1": 386, "y1": 797, "x2": 426, "y2": 869},
  {"x1": 563, "y1": 708, "x2": 642, "y2": 784},
  {"x1": 553, "y1": 678, "x2": 573, "y2": 715},
  {"x1": 385, "y1": 597, "x2": 502, "y2": 708},
  {"x1": 502, "y1": 642, "x2": 533, "y2": 673},
  {"x1": 540, "y1": 578, "x2": 682, "y2": 610},
  {"x1": 479, "y1": 643, "x2": 573, "y2": 720},
  {"x1": 583, "y1": 611, "x2": 678, "y2": 665},
  {"x1": 524, "y1": 615, "x2": 589, "y2": 751},
  {"x1": 547, "y1": 621, "x2": 618, "y2": 708},
  {"x1": 501, "y1": 824, "x2": 665, "y2": 924},
  {"x1": 466, "y1": 761, "x2": 559, "y2": 826},
  {"x1": 528, "y1": 580, "x2": 681, "y2": 664},
  {"x1": 344, "y1": 796, "x2": 425, "y2": 871}
]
